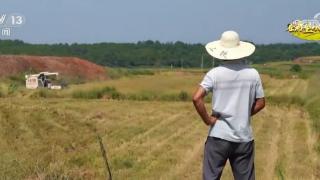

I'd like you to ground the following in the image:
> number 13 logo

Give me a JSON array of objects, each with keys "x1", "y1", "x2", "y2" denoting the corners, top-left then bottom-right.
[
  {"x1": 12, "y1": 15, "x2": 23, "y2": 25},
  {"x1": 10, "y1": 14, "x2": 26, "y2": 27}
]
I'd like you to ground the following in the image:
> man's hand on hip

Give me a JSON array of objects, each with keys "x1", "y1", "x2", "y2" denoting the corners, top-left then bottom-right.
[
  {"x1": 193, "y1": 86, "x2": 218, "y2": 126},
  {"x1": 207, "y1": 116, "x2": 218, "y2": 126}
]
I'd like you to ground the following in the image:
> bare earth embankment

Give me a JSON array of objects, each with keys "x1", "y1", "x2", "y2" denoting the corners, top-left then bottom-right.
[{"x1": 0, "y1": 55, "x2": 107, "y2": 80}]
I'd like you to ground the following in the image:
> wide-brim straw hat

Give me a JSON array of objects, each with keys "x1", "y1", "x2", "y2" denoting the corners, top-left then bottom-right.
[{"x1": 205, "y1": 30, "x2": 255, "y2": 60}]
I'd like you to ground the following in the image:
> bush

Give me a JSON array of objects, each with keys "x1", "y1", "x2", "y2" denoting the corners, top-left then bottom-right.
[{"x1": 290, "y1": 64, "x2": 302, "y2": 72}]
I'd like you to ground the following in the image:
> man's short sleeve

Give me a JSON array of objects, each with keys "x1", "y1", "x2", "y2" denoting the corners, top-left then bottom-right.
[
  {"x1": 200, "y1": 72, "x2": 214, "y2": 93},
  {"x1": 255, "y1": 75, "x2": 265, "y2": 98}
]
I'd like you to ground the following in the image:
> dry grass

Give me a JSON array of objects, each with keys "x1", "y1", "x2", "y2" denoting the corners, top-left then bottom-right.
[
  {"x1": 63, "y1": 71, "x2": 203, "y2": 95},
  {"x1": 0, "y1": 99, "x2": 318, "y2": 179},
  {"x1": 0, "y1": 63, "x2": 319, "y2": 179}
]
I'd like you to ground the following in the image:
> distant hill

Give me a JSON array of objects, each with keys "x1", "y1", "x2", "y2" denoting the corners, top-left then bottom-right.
[
  {"x1": 0, "y1": 40, "x2": 320, "y2": 67},
  {"x1": 0, "y1": 55, "x2": 107, "y2": 80}
]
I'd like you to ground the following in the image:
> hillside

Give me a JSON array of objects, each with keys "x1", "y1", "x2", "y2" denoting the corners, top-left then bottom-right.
[{"x1": 0, "y1": 55, "x2": 107, "y2": 80}]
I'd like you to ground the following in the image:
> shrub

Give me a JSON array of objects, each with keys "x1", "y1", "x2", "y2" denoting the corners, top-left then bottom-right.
[{"x1": 290, "y1": 64, "x2": 302, "y2": 72}]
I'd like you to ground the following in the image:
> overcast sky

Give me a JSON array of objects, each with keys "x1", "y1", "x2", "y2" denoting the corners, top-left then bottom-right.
[{"x1": 1, "y1": 0, "x2": 320, "y2": 44}]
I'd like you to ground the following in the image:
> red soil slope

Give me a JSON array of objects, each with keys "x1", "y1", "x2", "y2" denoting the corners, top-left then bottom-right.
[{"x1": 0, "y1": 55, "x2": 107, "y2": 80}]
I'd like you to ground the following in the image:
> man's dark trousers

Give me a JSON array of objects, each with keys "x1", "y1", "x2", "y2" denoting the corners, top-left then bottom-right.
[{"x1": 203, "y1": 137, "x2": 255, "y2": 180}]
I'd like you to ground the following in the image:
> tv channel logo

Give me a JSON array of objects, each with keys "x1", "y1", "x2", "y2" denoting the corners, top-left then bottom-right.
[{"x1": 0, "y1": 13, "x2": 26, "y2": 37}]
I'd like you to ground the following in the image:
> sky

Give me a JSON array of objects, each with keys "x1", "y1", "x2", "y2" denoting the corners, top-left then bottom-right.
[{"x1": 1, "y1": 0, "x2": 320, "y2": 44}]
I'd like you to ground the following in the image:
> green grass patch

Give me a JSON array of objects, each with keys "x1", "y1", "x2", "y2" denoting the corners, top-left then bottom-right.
[{"x1": 107, "y1": 68, "x2": 155, "y2": 79}]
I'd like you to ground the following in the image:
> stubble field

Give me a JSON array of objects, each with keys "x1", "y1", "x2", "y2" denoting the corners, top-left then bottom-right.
[{"x1": 0, "y1": 62, "x2": 319, "y2": 179}]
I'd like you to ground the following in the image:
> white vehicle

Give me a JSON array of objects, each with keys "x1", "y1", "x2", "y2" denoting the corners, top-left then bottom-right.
[{"x1": 25, "y1": 72, "x2": 62, "y2": 90}]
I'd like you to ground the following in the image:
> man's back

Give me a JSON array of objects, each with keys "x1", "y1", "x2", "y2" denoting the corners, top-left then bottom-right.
[
  {"x1": 194, "y1": 30, "x2": 265, "y2": 180},
  {"x1": 200, "y1": 60, "x2": 264, "y2": 142}
]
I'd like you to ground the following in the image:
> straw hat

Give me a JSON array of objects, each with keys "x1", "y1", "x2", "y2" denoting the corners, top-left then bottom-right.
[{"x1": 205, "y1": 31, "x2": 255, "y2": 60}]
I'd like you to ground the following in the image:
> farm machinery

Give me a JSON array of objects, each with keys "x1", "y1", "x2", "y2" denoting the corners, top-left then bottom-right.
[{"x1": 25, "y1": 72, "x2": 62, "y2": 90}]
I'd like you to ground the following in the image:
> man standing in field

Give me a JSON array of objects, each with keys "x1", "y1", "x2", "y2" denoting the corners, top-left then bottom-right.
[{"x1": 193, "y1": 31, "x2": 265, "y2": 180}]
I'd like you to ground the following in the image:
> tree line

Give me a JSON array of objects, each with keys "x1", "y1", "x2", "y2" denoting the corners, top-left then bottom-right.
[{"x1": 0, "y1": 39, "x2": 319, "y2": 67}]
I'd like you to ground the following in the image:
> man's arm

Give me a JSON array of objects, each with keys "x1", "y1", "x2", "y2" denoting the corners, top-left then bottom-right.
[
  {"x1": 192, "y1": 86, "x2": 217, "y2": 126},
  {"x1": 251, "y1": 97, "x2": 265, "y2": 116}
]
